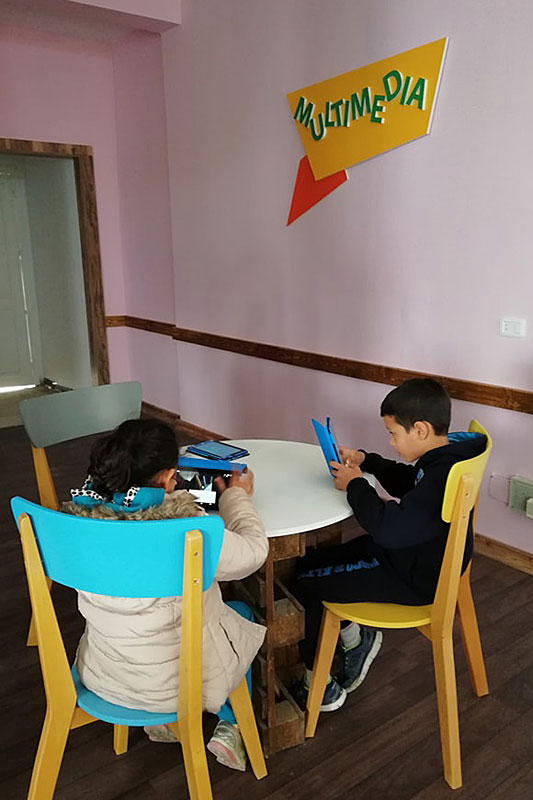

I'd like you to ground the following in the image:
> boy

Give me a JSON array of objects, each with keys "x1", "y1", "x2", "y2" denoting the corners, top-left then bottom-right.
[{"x1": 293, "y1": 378, "x2": 486, "y2": 712}]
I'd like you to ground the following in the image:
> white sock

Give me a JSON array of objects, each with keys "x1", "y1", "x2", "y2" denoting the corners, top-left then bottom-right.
[
  {"x1": 304, "y1": 668, "x2": 332, "y2": 687},
  {"x1": 340, "y1": 622, "x2": 361, "y2": 650}
]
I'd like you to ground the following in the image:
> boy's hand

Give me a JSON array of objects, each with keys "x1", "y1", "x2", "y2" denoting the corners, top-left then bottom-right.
[
  {"x1": 330, "y1": 461, "x2": 363, "y2": 491},
  {"x1": 339, "y1": 447, "x2": 365, "y2": 468},
  {"x1": 214, "y1": 469, "x2": 254, "y2": 496}
]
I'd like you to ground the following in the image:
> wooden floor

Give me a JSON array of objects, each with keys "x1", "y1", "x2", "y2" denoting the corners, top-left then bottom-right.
[{"x1": 2, "y1": 424, "x2": 533, "y2": 799}]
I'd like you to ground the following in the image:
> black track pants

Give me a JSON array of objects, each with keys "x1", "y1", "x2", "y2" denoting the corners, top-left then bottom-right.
[{"x1": 292, "y1": 535, "x2": 426, "y2": 668}]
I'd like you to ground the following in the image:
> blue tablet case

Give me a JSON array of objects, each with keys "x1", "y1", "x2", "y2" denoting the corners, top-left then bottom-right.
[
  {"x1": 177, "y1": 456, "x2": 246, "y2": 473},
  {"x1": 186, "y1": 440, "x2": 249, "y2": 460},
  {"x1": 312, "y1": 417, "x2": 341, "y2": 474}
]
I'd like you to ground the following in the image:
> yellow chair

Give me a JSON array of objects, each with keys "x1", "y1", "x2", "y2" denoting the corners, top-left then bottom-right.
[
  {"x1": 19, "y1": 381, "x2": 142, "y2": 644},
  {"x1": 11, "y1": 498, "x2": 267, "y2": 800},
  {"x1": 305, "y1": 420, "x2": 492, "y2": 790}
]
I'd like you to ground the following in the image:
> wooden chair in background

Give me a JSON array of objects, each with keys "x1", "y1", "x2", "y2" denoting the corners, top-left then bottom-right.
[
  {"x1": 18, "y1": 381, "x2": 142, "y2": 644},
  {"x1": 11, "y1": 497, "x2": 267, "y2": 800},
  {"x1": 305, "y1": 420, "x2": 492, "y2": 789}
]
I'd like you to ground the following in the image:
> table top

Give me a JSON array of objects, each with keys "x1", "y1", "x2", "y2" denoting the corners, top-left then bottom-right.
[{"x1": 221, "y1": 439, "x2": 354, "y2": 538}]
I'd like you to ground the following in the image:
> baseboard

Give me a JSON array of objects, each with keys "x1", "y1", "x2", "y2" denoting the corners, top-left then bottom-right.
[
  {"x1": 475, "y1": 532, "x2": 533, "y2": 576},
  {"x1": 141, "y1": 401, "x2": 225, "y2": 443},
  {"x1": 175, "y1": 418, "x2": 228, "y2": 443},
  {"x1": 141, "y1": 401, "x2": 181, "y2": 428}
]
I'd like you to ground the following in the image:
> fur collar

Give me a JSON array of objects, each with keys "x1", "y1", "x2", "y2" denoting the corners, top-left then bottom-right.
[{"x1": 62, "y1": 490, "x2": 205, "y2": 521}]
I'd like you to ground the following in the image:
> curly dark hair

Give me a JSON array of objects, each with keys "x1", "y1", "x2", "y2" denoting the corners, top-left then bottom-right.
[{"x1": 88, "y1": 419, "x2": 179, "y2": 500}]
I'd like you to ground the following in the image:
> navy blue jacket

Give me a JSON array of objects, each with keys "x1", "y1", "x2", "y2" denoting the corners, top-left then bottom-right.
[{"x1": 346, "y1": 433, "x2": 487, "y2": 603}]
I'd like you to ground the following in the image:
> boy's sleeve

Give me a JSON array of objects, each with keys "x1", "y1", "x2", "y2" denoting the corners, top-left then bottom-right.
[
  {"x1": 361, "y1": 451, "x2": 418, "y2": 498},
  {"x1": 346, "y1": 471, "x2": 444, "y2": 548},
  {"x1": 214, "y1": 487, "x2": 269, "y2": 580}
]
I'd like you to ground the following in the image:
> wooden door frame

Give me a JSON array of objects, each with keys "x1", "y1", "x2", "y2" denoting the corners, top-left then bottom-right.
[{"x1": 0, "y1": 137, "x2": 109, "y2": 385}]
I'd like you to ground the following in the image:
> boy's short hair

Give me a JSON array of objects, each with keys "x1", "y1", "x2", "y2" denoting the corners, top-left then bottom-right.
[{"x1": 380, "y1": 378, "x2": 451, "y2": 435}]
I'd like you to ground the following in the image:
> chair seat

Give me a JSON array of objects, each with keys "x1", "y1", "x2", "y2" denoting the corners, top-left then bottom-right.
[
  {"x1": 323, "y1": 600, "x2": 433, "y2": 629},
  {"x1": 72, "y1": 666, "x2": 177, "y2": 727}
]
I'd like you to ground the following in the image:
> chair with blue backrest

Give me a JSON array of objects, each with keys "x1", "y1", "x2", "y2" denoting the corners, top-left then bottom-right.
[
  {"x1": 11, "y1": 497, "x2": 267, "y2": 800},
  {"x1": 305, "y1": 420, "x2": 492, "y2": 790},
  {"x1": 19, "y1": 381, "x2": 142, "y2": 645}
]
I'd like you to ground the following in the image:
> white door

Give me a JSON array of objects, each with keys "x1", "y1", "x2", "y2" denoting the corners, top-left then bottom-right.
[{"x1": 0, "y1": 162, "x2": 40, "y2": 388}]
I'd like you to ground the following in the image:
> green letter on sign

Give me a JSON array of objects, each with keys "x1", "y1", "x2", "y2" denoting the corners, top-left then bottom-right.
[
  {"x1": 382, "y1": 70, "x2": 403, "y2": 101},
  {"x1": 350, "y1": 87, "x2": 372, "y2": 120},
  {"x1": 309, "y1": 112, "x2": 326, "y2": 141},
  {"x1": 370, "y1": 94, "x2": 386, "y2": 124},
  {"x1": 294, "y1": 96, "x2": 315, "y2": 127},
  {"x1": 406, "y1": 77, "x2": 428, "y2": 110}
]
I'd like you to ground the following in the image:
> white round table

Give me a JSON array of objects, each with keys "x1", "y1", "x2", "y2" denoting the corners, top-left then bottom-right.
[
  {"x1": 225, "y1": 439, "x2": 353, "y2": 537},
  {"x1": 182, "y1": 438, "x2": 368, "y2": 754}
]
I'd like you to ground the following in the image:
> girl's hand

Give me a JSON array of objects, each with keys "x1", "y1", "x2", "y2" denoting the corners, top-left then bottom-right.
[
  {"x1": 214, "y1": 469, "x2": 254, "y2": 496},
  {"x1": 329, "y1": 460, "x2": 363, "y2": 491},
  {"x1": 339, "y1": 447, "x2": 365, "y2": 468}
]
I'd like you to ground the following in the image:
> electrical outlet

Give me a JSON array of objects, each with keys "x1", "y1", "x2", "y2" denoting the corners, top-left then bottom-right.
[
  {"x1": 508, "y1": 475, "x2": 533, "y2": 513},
  {"x1": 500, "y1": 317, "x2": 526, "y2": 337},
  {"x1": 488, "y1": 473, "x2": 510, "y2": 504}
]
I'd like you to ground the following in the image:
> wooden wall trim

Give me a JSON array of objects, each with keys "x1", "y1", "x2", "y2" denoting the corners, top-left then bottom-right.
[
  {"x1": 107, "y1": 315, "x2": 175, "y2": 338},
  {"x1": 142, "y1": 400, "x2": 226, "y2": 442},
  {"x1": 105, "y1": 314, "x2": 533, "y2": 415},
  {"x1": 1, "y1": 137, "x2": 109, "y2": 384},
  {"x1": 475, "y1": 533, "x2": 533, "y2": 577},
  {"x1": 74, "y1": 154, "x2": 109, "y2": 384}
]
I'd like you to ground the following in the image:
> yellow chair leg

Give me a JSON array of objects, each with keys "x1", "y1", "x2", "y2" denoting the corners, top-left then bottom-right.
[
  {"x1": 28, "y1": 709, "x2": 72, "y2": 800},
  {"x1": 113, "y1": 724, "x2": 129, "y2": 755},
  {"x1": 305, "y1": 609, "x2": 341, "y2": 738},
  {"x1": 179, "y1": 716, "x2": 213, "y2": 800},
  {"x1": 457, "y1": 573, "x2": 489, "y2": 697},
  {"x1": 229, "y1": 677, "x2": 267, "y2": 779},
  {"x1": 431, "y1": 635, "x2": 462, "y2": 790},
  {"x1": 27, "y1": 577, "x2": 53, "y2": 647}
]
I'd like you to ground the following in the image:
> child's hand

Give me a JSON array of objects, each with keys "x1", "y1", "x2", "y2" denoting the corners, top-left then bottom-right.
[
  {"x1": 214, "y1": 469, "x2": 254, "y2": 496},
  {"x1": 329, "y1": 460, "x2": 363, "y2": 491},
  {"x1": 339, "y1": 447, "x2": 365, "y2": 468}
]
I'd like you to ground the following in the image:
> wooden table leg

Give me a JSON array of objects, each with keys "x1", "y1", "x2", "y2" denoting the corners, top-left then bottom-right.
[{"x1": 264, "y1": 543, "x2": 276, "y2": 756}]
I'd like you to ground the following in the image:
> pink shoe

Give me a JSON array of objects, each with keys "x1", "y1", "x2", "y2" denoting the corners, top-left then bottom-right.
[{"x1": 207, "y1": 721, "x2": 246, "y2": 771}]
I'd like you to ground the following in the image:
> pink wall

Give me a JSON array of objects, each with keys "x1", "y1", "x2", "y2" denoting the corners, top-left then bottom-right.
[
  {"x1": 0, "y1": 22, "x2": 177, "y2": 407},
  {"x1": 110, "y1": 29, "x2": 178, "y2": 407},
  {"x1": 0, "y1": 23, "x2": 126, "y2": 314},
  {"x1": 154, "y1": 0, "x2": 533, "y2": 551},
  {"x1": 112, "y1": 30, "x2": 175, "y2": 323},
  {"x1": 70, "y1": 0, "x2": 180, "y2": 24}
]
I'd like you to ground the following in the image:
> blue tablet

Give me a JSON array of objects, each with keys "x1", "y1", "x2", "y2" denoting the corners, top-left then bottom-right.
[
  {"x1": 186, "y1": 440, "x2": 249, "y2": 460},
  {"x1": 176, "y1": 458, "x2": 246, "y2": 509},
  {"x1": 312, "y1": 417, "x2": 341, "y2": 475}
]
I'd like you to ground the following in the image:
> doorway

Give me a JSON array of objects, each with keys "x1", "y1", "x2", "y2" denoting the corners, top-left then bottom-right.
[{"x1": 0, "y1": 138, "x2": 109, "y2": 427}]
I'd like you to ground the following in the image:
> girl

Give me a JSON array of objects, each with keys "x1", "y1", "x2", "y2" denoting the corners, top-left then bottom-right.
[{"x1": 63, "y1": 419, "x2": 268, "y2": 771}]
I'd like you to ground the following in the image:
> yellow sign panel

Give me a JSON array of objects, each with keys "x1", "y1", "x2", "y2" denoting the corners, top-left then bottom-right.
[{"x1": 287, "y1": 38, "x2": 448, "y2": 180}]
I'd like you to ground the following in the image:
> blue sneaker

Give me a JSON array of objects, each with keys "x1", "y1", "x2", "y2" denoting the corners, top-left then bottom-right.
[
  {"x1": 340, "y1": 627, "x2": 383, "y2": 693},
  {"x1": 293, "y1": 675, "x2": 347, "y2": 712}
]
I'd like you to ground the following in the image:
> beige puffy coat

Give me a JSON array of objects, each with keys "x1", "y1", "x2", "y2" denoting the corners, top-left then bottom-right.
[{"x1": 62, "y1": 487, "x2": 268, "y2": 714}]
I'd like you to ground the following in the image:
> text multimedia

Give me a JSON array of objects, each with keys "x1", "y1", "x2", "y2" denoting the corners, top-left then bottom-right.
[{"x1": 293, "y1": 70, "x2": 428, "y2": 141}]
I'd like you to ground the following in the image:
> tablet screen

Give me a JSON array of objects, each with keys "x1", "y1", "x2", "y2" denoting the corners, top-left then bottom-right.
[{"x1": 176, "y1": 467, "x2": 232, "y2": 510}]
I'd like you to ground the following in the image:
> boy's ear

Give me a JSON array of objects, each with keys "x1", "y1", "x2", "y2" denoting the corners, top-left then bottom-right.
[{"x1": 413, "y1": 420, "x2": 432, "y2": 439}]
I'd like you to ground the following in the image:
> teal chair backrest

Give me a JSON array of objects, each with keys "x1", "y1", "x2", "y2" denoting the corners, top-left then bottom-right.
[
  {"x1": 19, "y1": 381, "x2": 142, "y2": 448},
  {"x1": 11, "y1": 497, "x2": 225, "y2": 597}
]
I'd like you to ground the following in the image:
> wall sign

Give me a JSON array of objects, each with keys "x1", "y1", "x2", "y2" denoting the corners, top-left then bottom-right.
[{"x1": 286, "y1": 37, "x2": 448, "y2": 224}]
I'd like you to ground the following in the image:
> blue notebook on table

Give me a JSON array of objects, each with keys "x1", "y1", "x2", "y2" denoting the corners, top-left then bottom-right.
[
  {"x1": 312, "y1": 417, "x2": 341, "y2": 475},
  {"x1": 186, "y1": 440, "x2": 249, "y2": 460}
]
